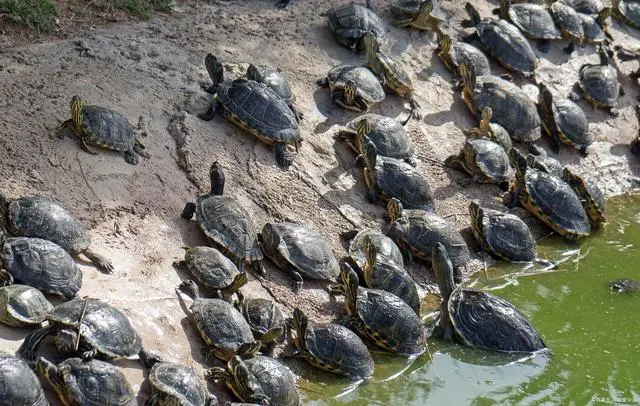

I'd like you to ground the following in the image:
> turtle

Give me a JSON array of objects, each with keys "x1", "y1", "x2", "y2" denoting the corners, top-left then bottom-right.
[
  {"x1": 362, "y1": 32, "x2": 422, "y2": 119},
  {"x1": 178, "y1": 280, "x2": 261, "y2": 362},
  {"x1": 175, "y1": 246, "x2": 247, "y2": 300},
  {"x1": 330, "y1": 263, "x2": 426, "y2": 356},
  {"x1": 259, "y1": 222, "x2": 340, "y2": 291},
  {"x1": 285, "y1": 307, "x2": 375, "y2": 379},
  {"x1": 614, "y1": 45, "x2": 640, "y2": 80},
  {"x1": 461, "y1": 2, "x2": 537, "y2": 77},
  {"x1": 561, "y1": 0, "x2": 604, "y2": 15},
  {"x1": 0, "y1": 284, "x2": 53, "y2": 327},
  {"x1": 536, "y1": 82, "x2": 591, "y2": 156},
  {"x1": 612, "y1": 0, "x2": 640, "y2": 29},
  {"x1": 526, "y1": 143, "x2": 564, "y2": 179},
  {"x1": 0, "y1": 352, "x2": 48, "y2": 406},
  {"x1": 444, "y1": 136, "x2": 515, "y2": 189},
  {"x1": 146, "y1": 361, "x2": 218, "y2": 406},
  {"x1": 343, "y1": 228, "x2": 404, "y2": 275},
  {"x1": 462, "y1": 106, "x2": 513, "y2": 152},
  {"x1": 571, "y1": 45, "x2": 621, "y2": 116},
  {"x1": 549, "y1": 1, "x2": 585, "y2": 54},
  {"x1": 435, "y1": 28, "x2": 495, "y2": 89},
  {"x1": 56, "y1": 95, "x2": 149, "y2": 165},
  {"x1": 326, "y1": 0, "x2": 386, "y2": 52},
  {"x1": 182, "y1": 162, "x2": 264, "y2": 275},
  {"x1": 0, "y1": 193, "x2": 113, "y2": 273},
  {"x1": 391, "y1": 0, "x2": 447, "y2": 32},
  {"x1": 580, "y1": 7, "x2": 613, "y2": 46},
  {"x1": 562, "y1": 167, "x2": 606, "y2": 228},
  {"x1": 504, "y1": 148, "x2": 591, "y2": 239},
  {"x1": 206, "y1": 355, "x2": 300, "y2": 406},
  {"x1": 199, "y1": 54, "x2": 301, "y2": 169},
  {"x1": 235, "y1": 295, "x2": 286, "y2": 355},
  {"x1": 37, "y1": 357, "x2": 135, "y2": 406},
  {"x1": 245, "y1": 64, "x2": 303, "y2": 122},
  {"x1": 493, "y1": 0, "x2": 562, "y2": 53},
  {"x1": 337, "y1": 113, "x2": 416, "y2": 165},
  {"x1": 431, "y1": 242, "x2": 547, "y2": 353},
  {"x1": 17, "y1": 297, "x2": 160, "y2": 368},
  {"x1": 458, "y1": 63, "x2": 541, "y2": 144},
  {"x1": 317, "y1": 65, "x2": 385, "y2": 112},
  {"x1": 609, "y1": 278, "x2": 640, "y2": 293}
]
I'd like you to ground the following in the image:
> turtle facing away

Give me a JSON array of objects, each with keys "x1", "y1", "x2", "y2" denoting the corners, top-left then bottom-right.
[
  {"x1": 326, "y1": 0, "x2": 386, "y2": 52},
  {"x1": 562, "y1": 167, "x2": 606, "y2": 228},
  {"x1": 0, "y1": 352, "x2": 48, "y2": 406},
  {"x1": 147, "y1": 361, "x2": 218, "y2": 406},
  {"x1": 444, "y1": 136, "x2": 514, "y2": 189},
  {"x1": 246, "y1": 64, "x2": 303, "y2": 122},
  {"x1": 317, "y1": 65, "x2": 385, "y2": 112},
  {"x1": 343, "y1": 228, "x2": 404, "y2": 275},
  {"x1": 493, "y1": 0, "x2": 562, "y2": 53},
  {"x1": 572, "y1": 45, "x2": 620, "y2": 116},
  {"x1": 549, "y1": 1, "x2": 585, "y2": 54},
  {"x1": 0, "y1": 284, "x2": 53, "y2": 327}
]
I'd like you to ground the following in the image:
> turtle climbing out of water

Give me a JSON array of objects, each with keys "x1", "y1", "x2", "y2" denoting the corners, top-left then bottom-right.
[{"x1": 609, "y1": 278, "x2": 640, "y2": 293}]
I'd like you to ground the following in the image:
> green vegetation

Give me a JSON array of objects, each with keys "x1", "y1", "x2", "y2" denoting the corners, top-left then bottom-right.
[
  {"x1": 95, "y1": 0, "x2": 173, "y2": 20},
  {"x1": 0, "y1": 0, "x2": 58, "y2": 34}
]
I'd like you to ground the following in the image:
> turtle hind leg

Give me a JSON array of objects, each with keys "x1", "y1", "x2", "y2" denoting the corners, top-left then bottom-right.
[
  {"x1": 275, "y1": 143, "x2": 294, "y2": 169},
  {"x1": 123, "y1": 150, "x2": 139, "y2": 165},
  {"x1": 198, "y1": 98, "x2": 220, "y2": 121},
  {"x1": 56, "y1": 119, "x2": 74, "y2": 139},
  {"x1": 536, "y1": 40, "x2": 551, "y2": 53},
  {"x1": 82, "y1": 248, "x2": 114, "y2": 273}
]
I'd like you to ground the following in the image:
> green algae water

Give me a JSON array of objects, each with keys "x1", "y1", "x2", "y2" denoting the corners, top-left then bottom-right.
[{"x1": 300, "y1": 195, "x2": 640, "y2": 405}]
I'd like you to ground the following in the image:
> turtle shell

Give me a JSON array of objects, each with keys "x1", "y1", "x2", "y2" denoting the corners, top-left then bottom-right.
[
  {"x1": 0, "y1": 352, "x2": 48, "y2": 406},
  {"x1": 460, "y1": 138, "x2": 514, "y2": 184},
  {"x1": 445, "y1": 41, "x2": 492, "y2": 77},
  {"x1": 472, "y1": 206, "x2": 536, "y2": 262},
  {"x1": 57, "y1": 358, "x2": 135, "y2": 405},
  {"x1": 526, "y1": 146, "x2": 564, "y2": 179},
  {"x1": 184, "y1": 246, "x2": 242, "y2": 290},
  {"x1": 372, "y1": 156, "x2": 434, "y2": 210},
  {"x1": 0, "y1": 284, "x2": 53, "y2": 327},
  {"x1": 233, "y1": 356, "x2": 299, "y2": 406},
  {"x1": 580, "y1": 13, "x2": 607, "y2": 43},
  {"x1": 240, "y1": 298, "x2": 286, "y2": 344},
  {"x1": 80, "y1": 105, "x2": 136, "y2": 152},
  {"x1": 448, "y1": 288, "x2": 546, "y2": 352},
  {"x1": 2, "y1": 237, "x2": 82, "y2": 299},
  {"x1": 148, "y1": 362, "x2": 212, "y2": 406},
  {"x1": 613, "y1": 0, "x2": 640, "y2": 29},
  {"x1": 247, "y1": 66, "x2": 294, "y2": 104},
  {"x1": 327, "y1": 2, "x2": 386, "y2": 51},
  {"x1": 551, "y1": 2, "x2": 584, "y2": 39},
  {"x1": 578, "y1": 64, "x2": 619, "y2": 108},
  {"x1": 390, "y1": 0, "x2": 446, "y2": 21},
  {"x1": 550, "y1": 97, "x2": 591, "y2": 150},
  {"x1": 348, "y1": 228, "x2": 404, "y2": 272},
  {"x1": 507, "y1": 3, "x2": 561, "y2": 40},
  {"x1": 476, "y1": 19, "x2": 537, "y2": 76},
  {"x1": 363, "y1": 256, "x2": 420, "y2": 314},
  {"x1": 326, "y1": 65, "x2": 385, "y2": 105},
  {"x1": 345, "y1": 114, "x2": 415, "y2": 161},
  {"x1": 561, "y1": 0, "x2": 603, "y2": 15},
  {"x1": 563, "y1": 168, "x2": 605, "y2": 227}
]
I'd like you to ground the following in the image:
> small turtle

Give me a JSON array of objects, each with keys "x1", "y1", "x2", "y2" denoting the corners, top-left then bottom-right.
[
  {"x1": 363, "y1": 32, "x2": 422, "y2": 119},
  {"x1": 331, "y1": 263, "x2": 426, "y2": 355},
  {"x1": 317, "y1": 65, "x2": 385, "y2": 112},
  {"x1": 549, "y1": 1, "x2": 585, "y2": 54},
  {"x1": 432, "y1": 242, "x2": 547, "y2": 353},
  {"x1": 572, "y1": 46, "x2": 620, "y2": 116},
  {"x1": 462, "y1": 106, "x2": 513, "y2": 152},
  {"x1": 609, "y1": 278, "x2": 640, "y2": 293},
  {"x1": 462, "y1": 3, "x2": 537, "y2": 77},
  {"x1": 537, "y1": 82, "x2": 591, "y2": 156},
  {"x1": 57, "y1": 95, "x2": 149, "y2": 165},
  {"x1": 391, "y1": 0, "x2": 447, "y2": 32},
  {"x1": 207, "y1": 355, "x2": 300, "y2": 406},
  {"x1": 326, "y1": 0, "x2": 386, "y2": 52},
  {"x1": 612, "y1": 0, "x2": 640, "y2": 29},
  {"x1": 259, "y1": 222, "x2": 340, "y2": 291},
  {"x1": 615, "y1": 45, "x2": 640, "y2": 80},
  {"x1": 435, "y1": 28, "x2": 495, "y2": 89},
  {"x1": 493, "y1": 0, "x2": 562, "y2": 53},
  {"x1": 562, "y1": 167, "x2": 606, "y2": 228},
  {"x1": 235, "y1": 295, "x2": 286, "y2": 355},
  {"x1": 199, "y1": 54, "x2": 300, "y2": 168},
  {"x1": 526, "y1": 144, "x2": 564, "y2": 179},
  {"x1": 0, "y1": 284, "x2": 53, "y2": 327},
  {"x1": 0, "y1": 352, "x2": 48, "y2": 406},
  {"x1": 343, "y1": 228, "x2": 404, "y2": 274},
  {"x1": 246, "y1": 64, "x2": 303, "y2": 122},
  {"x1": 37, "y1": 357, "x2": 135, "y2": 406},
  {"x1": 580, "y1": 8, "x2": 613, "y2": 46},
  {"x1": 444, "y1": 136, "x2": 515, "y2": 189},
  {"x1": 0, "y1": 193, "x2": 113, "y2": 273},
  {"x1": 147, "y1": 361, "x2": 218, "y2": 406},
  {"x1": 504, "y1": 148, "x2": 591, "y2": 239},
  {"x1": 561, "y1": 0, "x2": 603, "y2": 15},
  {"x1": 286, "y1": 308, "x2": 374, "y2": 379},
  {"x1": 182, "y1": 162, "x2": 264, "y2": 275},
  {"x1": 178, "y1": 280, "x2": 260, "y2": 362}
]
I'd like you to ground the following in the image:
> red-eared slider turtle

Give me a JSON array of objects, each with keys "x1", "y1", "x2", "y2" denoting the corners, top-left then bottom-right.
[
  {"x1": 459, "y1": 63, "x2": 541, "y2": 143},
  {"x1": 462, "y1": 3, "x2": 537, "y2": 76},
  {"x1": 317, "y1": 65, "x2": 385, "y2": 112},
  {"x1": 580, "y1": 8, "x2": 612, "y2": 46},
  {"x1": 246, "y1": 64, "x2": 303, "y2": 122},
  {"x1": 331, "y1": 263, "x2": 426, "y2": 355},
  {"x1": 259, "y1": 222, "x2": 340, "y2": 291},
  {"x1": 562, "y1": 167, "x2": 606, "y2": 228},
  {"x1": 0, "y1": 284, "x2": 53, "y2": 327},
  {"x1": 0, "y1": 193, "x2": 113, "y2": 273},
  {"x1": 343, "y1": 228, "x2": 404, "y2": 274},
  {"x1": 175, "y1": 246, "x2": 247, "y2": 300},
  {"x1": 286, "y1": 308, "x2": 374, "y2": 379},
  {"x1": 199, "y1": 55, "x2": 300, "y2": 168},
  {"x1": 550, "y1": 2, "x2": 585, "y2": 54},
  {"x1": 235, "y1": 295, "x2": 286, "y2": 355},
  {"x1": 391, "y1": 0, "x2": 446, "y2": 32},
  {"x1": 493, "y1": 0, "x2": 562, "y2": 53},
  {"x1": 326, "y1": 0, "x2": 386, "y2": 52},
  {"x1": 178, "y1": 280, "x2": 260, "y2": 362},
  {"x1": 462, "y1": 107, "x2": 513, "y2": 152},
  {"x1": 0, "y1": 352, "x2": 48, "y2": 406},
  {"x1": 337, "y1": 113, "x2": 416, "y2": 165},
  {"x1": 561, "y1": 0, "x2": 603, "y2": 15},
  {"x1": 17, "y1": 297, "x2": 159, "y2": 368},
  {"x1": 147, "y1": 361, "x2": 218, "y2": 406},
  {"x1": 432, "y1": 242, "x2": 547, "y2": 352},
  {"x1": 57, "y1": 95, "x2": 149, "y2": 165},
  {"x1": 182, "y1": 162, "x2": 264, "y2": 275},
  {"x1": 444, "y1": 136, "x2": 515, "y2": 189},
  {"x1": 612, "y1": 0, "x2": 640, "y2": 29},
  {"x1": 435, "y1": 28, "x2": 494, "y2": 89},
  {"x1": 526, "y1": 144, "x2": 564, "y2": 179},
  {"x1": 207, "y1": 355, "x2": 300, "y2": 406},
  {"x1": 0, "y1": 236, "x2": 82, "y2": 300},
  {"x1": 363, "y1": 32, "x2": 422, "y2": 119},
  {"x1": 37, "y1": 357, "x2": 135, "y2": 406},
  {"x1": 504, "y1": 148, "x2": 591, "y2": 239},
  {"x1": 609, "y1": 278, "x2": 640, "y2": 293},
  {"x1": 537, "y1": 82, "x2": 591, "y2": 156}
]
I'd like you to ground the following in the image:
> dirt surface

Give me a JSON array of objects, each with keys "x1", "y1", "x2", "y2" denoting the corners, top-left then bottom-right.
[{"x1": 1, "y1": 0, "x2": 640, "y2": 404}]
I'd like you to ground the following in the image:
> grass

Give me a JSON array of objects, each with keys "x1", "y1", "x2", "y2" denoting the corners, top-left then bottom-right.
[
  {"x1": 0, "y1": 0, "x2": 58, "y2": 34},
  {"x1": 95, "y1": 0, "x2": 173, "y2": 20}
]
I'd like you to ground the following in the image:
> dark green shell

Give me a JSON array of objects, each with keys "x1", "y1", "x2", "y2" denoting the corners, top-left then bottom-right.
[
  {"x1": 240, "y1": 298, "x2": 285, "y2": 344},
  {"x1": 327, "y1": 2, "x2": 386, "y2": 51},
  {"x1": 613, "y1": 0, "x2": 640, "y2": 29},
  {"x1": 551, "y1": 2, "x2": 584, "y2": 39},
  {"x1": 79, "y1": 105, "x2": 136, "y2": 151},
  {"x1": 56, "y1": 358, "x2": 135, "y2": 405},
  {"x1": 232, "y1": 356, "x2": 299, "y2": 406},
  {"x1": 442, "y1": 41, "x2": 492, "y2": 77},
  {"x1": 547, "y1": 97, "x2": 591, "y2": 150},
  {"x1": 148, "y1": 362, "x2": 212, "y2": 406},
  {"x1": 578, "y1": 63, "x2": 619, "y2": 108},
  {"x1": 457, "y1": 138, "x2": 514, "y2": 184},
  {"x1": 348, "y1": 228, "x2": 404, "y2": 272},
  {"x1": 580, "y1": 13, "x2": 607, "y2": 43},
  {"x1": 371, "y1": 156, "x2": 434, "y2": 210},
  {"x1": 475, "y1": 19, "x2": 537, "y2": 75},
  {"x1": 247, "y1": 66, "x2": 294, "y2": 104},
  {"x1": 561, "y1": 0, "x2": 603, "y2": 15},
  {"x1": 325, "y1": 65, "x2": 385, "y2": 104},
  {"x1": 472, "y1": 207, "x2": 536, "y2": 262},
  {"x1": 505, "y1": 3, "x2": 561, "y2": 40},
  {"x1": 0, "y1": 284, "x2": 53, "y2": 327},
  {"x1": 344, "y1": 114, "x2": 415, "y2": 161},
  {"x1": 364, "y1": 255, "x2": 420, "y2": 314},
  {"x1": 390, "y1": 0, "x2": 446, "y2": 21},
  {"x1": 184, "y1": 246, "x2": 242, "y2": 290},
  {"x1": 0, "y1": 352, "x2": 48, "y2": 406}
]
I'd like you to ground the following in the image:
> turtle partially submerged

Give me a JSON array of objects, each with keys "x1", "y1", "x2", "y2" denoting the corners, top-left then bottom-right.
[
  {"x1": 57, "y1": 95, "x2": 149, "y2": 165},
  {"x1": 526, "y1": 144, "x2": 564, "y2": 179},
  {"x1": 432, "y1": 242, "x2": 547, "y2": 353},
  {"x1": 182, "y1": 162, "x2": 264, "y2": 275},
  {"x1": 572, "y1": 45, "x2": 620, "y2": 116},
  {"x1": 612, "y1": 0, "x2": 640, "y2": 29},
  {"x1": 550, "y1": 1, "x2": 585, "y2": 54},
  {"x1": 0, "y1": 284, "x2": 53, "y2": 327},
  {"x1": 0, "y1": 352, "x2": 48, "y2": 406},
  {"x1": 199, "y1": 54, "x2": 301, "y2": 168},
  {"x1": 246, "y1": 64, "x2": 303, "y2": 122},
  {"x1": 391, "y1": 0, "x2": 446, "y2": 32},
  {"x1": 493, "y1": 0, "x2": 562, "y2": 53},
  {"x1": 343, "y1": 228, "x2": 404, "y2": 275},
  {"x1": 259, "y1": 222, "x2": 340, "y2": 291},
  {"x1": 326, "y1": 0, "x2": 386, "y2": 52},
  {"x1": 609, "y1": 278, "x2": 640, "y2": 293},
  {"x1": 235, "y1": 295, "x2": 286, "y2": 355},
  {"x1": 435, "y1": 28, "x2": 494, "y2": 89},
  {"x1": 317, "y1": 65, "x2": 385, "y2": 112},
  {"x1": 147, "y1": 361, "x2": 218, "y2": 406},
  {"x1": 287, "y1": 308, "x2": 374, "y2": 379},
  {"x1": 444, "y1": 136, "x2": 514, "y2": 189},
  {"x1": 462, "y1": 107, "x2": 513, "y2": 152},
  {"x1": 562, "y1": 167, "x2": 606, "y2": 228},
  {"x1": 0, "y1": 193, "x2": 113, "y2": 273}
]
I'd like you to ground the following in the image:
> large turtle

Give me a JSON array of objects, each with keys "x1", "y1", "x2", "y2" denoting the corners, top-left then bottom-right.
[
  {"x1": 246, "y1": 64, "x2": 303, "y2": 122},
  {"x1": 199, "y1": 54, "x2": 301, "y2": 168},
  {"x1": 317, "y1": 65, "x2": 385, "y2": 112},
  {"x1": 0, "y1": 352, "x2": 48, "y2": 406},
  {"x1": 391, "y1": 0, "x2": 446, "y2": 32},
  {"x1": 0, "y1": 284, "x2": 53, "y2": 327},
  {"x1": 343, "y1": 228, "x2": 404, "y2": 274},
  {"x1": 462, "y1": 106, "x2": 513, "y2": 152},
  {"x1": 235, "y1": 295, "x2": 286, "y2": 355},
  {"x1": 444, "y1": 136, "x2": 514, "y2": 189},
  {"x1": 0, "y1": 193, "x2": 113, "y2": 273},
  {"x1": 549, "y1": 1, "x2": 585, "y2": 54},
  {"x1": 571, "y1": 45, "x2": 620, "y2": 116},
  {"x1": 146, "y1": 361, "x2": 218, "y2": 406},
  {"x1": 612, "y1": 0, "x2": 640, "y2": 29},
  {"x1": 286, "y1": 308, "x2": 375, "y2": 379},
  {"x1": 435, "y1": 28, "x2": 494, "y2": 89},
  {"x1": 326, "y1": 0, "x2": 386, "y2": 52},
  {"x1": 259, "y1": 222, "x2": 340, "y2": 291},
  {"x1": 432, "y1": 242, "x2": 547, "y2": 353},
  {"x1": 562, "y1": 167, "x2": 606, "y2": 228},
  {"x1": 493, "y1": 0, "x2": 562, "y2": 53},
  {"x1": 57, "y1": 95, "x2": 149, "y2": 165},
  {"x1": 182, "y1": 162, "x2": 264, "y2": 275}
]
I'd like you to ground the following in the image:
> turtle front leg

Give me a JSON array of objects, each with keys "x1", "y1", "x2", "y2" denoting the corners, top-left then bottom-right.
[
  {"x1": 198, "y1": 97, "x2": 220, "y2": 121},
  {"x1": 139, "y1": 347, "x2": 164, "y2": 369},
  {"x1": 81, "y1": 136, "x2": 99, "y2": 155},
  {"x1": 563, "y1": 40, "x2": 576, "y2": 54},
  {"x1": 17, "y1": 326, "x2": 53, "y2": 366},
  {"x1": 283, "y1": 266, "x2": 304, "y2": 292},
  {"x1": 56, "y1": 119, "x2": 74, "y2": 139},
  {"x1": 133, "y1": 138, "x2": 151, "y2": 159},
  {"x1": 82, "y1": 248, "x2": 114, "y2": 274},
  {"x1": 275, "y1": 142, "x2": 294, "y2": 169},
  {"x1": 123, "y1": 150, "x2": 140, "y2": 165},
  {"x1": 36, "y1": 358, "x2": 66, "y2": 397},
  {"x1": 181, "y1": 202, "x2": 197, "y2": 220}
]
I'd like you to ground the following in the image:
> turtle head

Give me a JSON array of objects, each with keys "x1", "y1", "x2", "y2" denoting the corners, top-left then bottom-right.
[
  {"x1": 596, "y1": 7, "x2": 611, "y2": 27},
  {"x1": 464, "y1": 2, "x2": 481, "y2": 26},
  {"x1": 228, "y1": 272, "x2": 248, "y2": 293},
  {"x1": 209, "y1": 161, "x2": 226, "y2": 196},
  {"x1": 562, "y1": 167, "x2": 583, "y2": 192},
  {"x1": 362, "y1": 136, "x2": 378, "y2": 170},
  {"x1": 387, "y1": 198, "x2": 404, "y2": 222},
  {"x1": 339, "y1": 262, "x2": 360, "y2": 315},
  {"x1": 478, "y1": 107, "x2": 493, "y2": 136},
  {"x1": 508, "y1": 148, "x2": 528, "y2": 181},
  {"x1": 54, "y1": 329, "x2": 79, "y2": 354},
  {"x1": 498, "y1": 0, "x2": 510, "y2": 17},
  {"x1": 598, "y1": 45, "x2": 610, "y2": 66},
  {"x1": 0, "y1": 191, "x2": 8, "y2": 233},
  {"x1": 36, "y1": 357, "x2": 65, "y2": 395},
  {"x1": 343, "y1": 79, "x2": 358, "y2": 107},
  {"x1": 291, "y1": 307, "x2": 308, "y2": 344},
  {"x1": 246, "y1": 64, "x2": 264, "y2": 83},
  {"x1": 355, "y1": 118, "x2": 372, "y2": 152},
  {"x1": 363, "y1": 235, "x2": 377, "y2": 274},
  {"x1": 236, "y1": 341, "x2": 262, "y2": 358},
  {"x1": 537, "y1": 82, "x2": 554, "y2": 109},
  {"x1": 435, "y1": 28, "x2": 450, "y2": 53},
  {"x1": 458, "y1": 62, "x2": 476, "y2": 92},
  {"x1": 362, "y1": 31, "x2": 379, "y2": 58},
  {"x1": 468, "y1": 200, "x2": 482, "y2": 225},
  {"x1": 432, "y1": 242, "x2": 456, "y2": 303},
  {"x1": 70, "y1": 95, "x2": 85, "y2": 134},
  {"x1": 418, "y1": 0, "x2": 434, "y2": 17},
  {"x1": 205, "y1": 54, "x2": 224, "y2": 92}
]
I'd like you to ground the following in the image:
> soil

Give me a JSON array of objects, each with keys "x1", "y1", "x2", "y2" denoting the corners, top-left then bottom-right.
[{"x1": 1, "y1": 0, "x2": 639, "y2": 404}]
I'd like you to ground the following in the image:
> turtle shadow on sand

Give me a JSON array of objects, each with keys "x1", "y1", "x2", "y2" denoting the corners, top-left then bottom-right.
[
  {"x1": 0, "y1": 324, "x2": 33, "y2": 342},
  {"x1": 171, "y1": 216, "x2": 211, "y2": 253}
]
